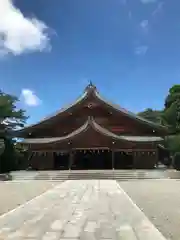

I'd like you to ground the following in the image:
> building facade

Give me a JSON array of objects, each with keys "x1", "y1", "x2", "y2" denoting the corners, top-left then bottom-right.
[{"x1": 18, "y1": 83, "x2": 167, "y2": 170}]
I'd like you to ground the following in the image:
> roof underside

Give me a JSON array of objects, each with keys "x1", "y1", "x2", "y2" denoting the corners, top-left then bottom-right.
[
  {"x1": 17, "y1": 83, "x2": 167, "y2": 134},
  {"x1": 21, "y1": 117, "x2": 163, "y2": 145}
]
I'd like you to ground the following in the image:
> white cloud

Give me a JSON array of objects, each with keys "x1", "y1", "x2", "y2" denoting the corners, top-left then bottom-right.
[
  {"x1": 140, "y1": 0, "x2": 157, "y2": 3},
  {"x1": 140, "y1": 20, "x2": 149, "y2": 29},
  {"x1": 140, "y1": 20, "x2": 149, "y2": 33},
  {"x1": 0, "y1": 0, "x2": 50, "y2": 56},
  {"x1": 152, "y1": 2, "x2": 164, "y2": 16},
  {"x1": 21, "y1": 89, "x2": 41, "y2": 106},
  {"x1": 135, "y1": 45, "x2": 149, "y2": 55}
]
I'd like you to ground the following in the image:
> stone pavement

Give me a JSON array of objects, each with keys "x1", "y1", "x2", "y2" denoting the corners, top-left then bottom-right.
[
  {"x1": 0, "y1": 181, "x2": 60, "y2": 216},
  {"x1": 0, "y1": 180, "x2": 167, "y2": 240}
]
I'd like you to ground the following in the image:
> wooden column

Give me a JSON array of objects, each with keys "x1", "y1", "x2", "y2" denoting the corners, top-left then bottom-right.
[
  {"x1": 112, "y1": 150, "x2": 115, "y2": 170},
  {"x1": 27, "y1": 151, "x2": 34, "y2": 169},
  {"x1": 111, "y1": 141, "x2": 116, "y2": 170},
  {"x1": 132, "y1": 151, "x2": 136, "y2": 169},
  {"x1": 69, "y1": 150, "x2": 74, "y2": 170}
]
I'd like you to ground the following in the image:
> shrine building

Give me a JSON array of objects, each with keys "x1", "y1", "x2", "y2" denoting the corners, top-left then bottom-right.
[{"x1": 17, "y1": 83, "x2": 168, "y2": 170}]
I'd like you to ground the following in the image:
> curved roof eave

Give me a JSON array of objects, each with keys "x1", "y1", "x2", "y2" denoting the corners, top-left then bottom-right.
[
  {"x1": 21, "y1": 118, "x2": 90, "y2": 144},
  {"x1": 91, "y1": 118, "x2": 163, "y2": 142},
  {"x1": 21, "y1": 117, "x2": 163, "y2": 145},
  {"x1": 93, "y1": 90, "x2": 167, "y2": 131},
  {"x1": 17, "y1": 90, "x2": 89, "y2": 133}
]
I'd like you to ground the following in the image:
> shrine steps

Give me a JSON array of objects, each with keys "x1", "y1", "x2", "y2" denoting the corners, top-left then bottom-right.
[{"x1": 8, "y1": 169, "x2": 179, "y2": 181}]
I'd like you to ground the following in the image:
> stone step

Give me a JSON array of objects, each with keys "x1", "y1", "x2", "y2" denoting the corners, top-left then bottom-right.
[
  {"x1": 8, "y1": 170, "x2": 172, "y2": 181},
  {"x1": 7, "y1": 171, "x2": 172, "y2": 181}
]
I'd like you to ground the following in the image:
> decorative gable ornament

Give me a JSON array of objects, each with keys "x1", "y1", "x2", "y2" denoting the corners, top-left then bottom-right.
[{"x1": 88, "y1": 103, "x2": 93, "y2": 109}]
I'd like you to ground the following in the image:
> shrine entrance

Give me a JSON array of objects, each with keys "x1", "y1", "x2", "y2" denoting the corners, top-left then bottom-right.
[
  {"x1": 114, "y1": 151, "x2": 134, "y2": 169},
  {"x1": 53, "y1": 152, "x2": 69, "y2": 170},
  {"x1": 71, "y1": 149, "x2": 112, "y2": 170}
]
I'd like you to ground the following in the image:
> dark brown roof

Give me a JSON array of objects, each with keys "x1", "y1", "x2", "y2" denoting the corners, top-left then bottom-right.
[
  {"x1": 17, "y1": 83, "x2": 167, "y2": 133},
  {"x1": 94, "y1": 91, "x2": 166, "y2": 130},
  {"x1": 21, "y1": 119, "x2": 89, "y2": 144},
  {"x1": 21, "y1": 117, "x2": 163, "y2": 145}
]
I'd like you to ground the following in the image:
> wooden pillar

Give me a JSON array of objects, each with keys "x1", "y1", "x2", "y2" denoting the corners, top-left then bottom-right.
[
  {"x1": 112, "y1": 150, "x2": 115, "y2": 170},
  {"x1": 27, "y1": 151, "x2": 34, "y2": 169},
  {"x1": 132, "y1": 151, "x2": 136, "y2": 169},
  {"x1": 111, "y1": 141, "x2": 116, "y2": 170},
  {"x1": 69, "y1": 150, "x2": 74, "y2": 170}
]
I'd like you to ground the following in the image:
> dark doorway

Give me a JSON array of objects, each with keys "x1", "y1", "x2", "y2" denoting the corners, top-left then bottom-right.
[
  {"x1": 72, "y1": 149, "x2": 112, "y2": 170},
  {"x1": 53, "y1": 152, "x2": 69, "y2": 170},
  {"x1": 114, "y1": 151, "x2": 134, "y2": 169}
]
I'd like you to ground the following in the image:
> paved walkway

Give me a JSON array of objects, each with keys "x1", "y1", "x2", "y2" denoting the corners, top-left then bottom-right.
[{"x1": 0, "y1": 180, "x2": 166, "y2": 240}]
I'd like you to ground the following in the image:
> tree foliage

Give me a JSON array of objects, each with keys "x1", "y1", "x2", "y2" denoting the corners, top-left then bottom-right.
[
  {"x1": 164, "y1": 135, "x2": 180, "y2": 153},
  {"x1": 162, "y1": 85, "x2": 180, "y2": 133},
  {"x1": 173, "y1": 152, "x2": 180, "y2": 170},
  {"x1": 0, "y1": 90, "x2": 28, "y2": 173},
  {"x1": 138, "y1": 86, "x2": 180, "y2": 156},
  {"x1": 138, "y1": 85, "x2": 180, "y2": 134},
  {"x1": 138, "y1": 108, "x2": 162, "y2": 124},
  {"x1": 0, "y1": 91, "x2": 27, "y2": 131}
]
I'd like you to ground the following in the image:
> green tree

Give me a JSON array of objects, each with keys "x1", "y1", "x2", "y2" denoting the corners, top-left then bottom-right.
[
  {"x1": 0, "y1": 90, "x2": 27, "y2": 173},
  {"x1": 138, "y1": 108, "x2": 162, "y2": 124},
  {"x1": 164, "y1": 135, "x2": 180, "y2": 153},
  {"x1": 162, "y1": 85, "x2": 180, "y2": 133}
]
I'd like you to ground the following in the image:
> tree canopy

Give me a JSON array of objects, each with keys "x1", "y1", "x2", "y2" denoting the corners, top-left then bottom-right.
[
  {"x1": 160, "y1": 85, "x2": 180, "y2": 133},
  {"x1": 0, "y1": 90, "x2": 28, "y2": 172},
  {"x1": 138, "y1": 85, "x2": 180, "y2": 153},
  {"x1": 0, "y1": 90, "x2": 27, "y2": 133},
  {"x1": 138, "y1": 108, "x2": 162, "y2": 124},
  {"x1": 137, "y1": 85, "x2": 180, "y2": 132}
]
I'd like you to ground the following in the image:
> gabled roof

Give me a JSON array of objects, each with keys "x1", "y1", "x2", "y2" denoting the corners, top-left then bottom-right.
[
  {"x1": 21, "y1": 117, "x2": 163, "y2": 145},
  {"x1": 18, "y1": 83, "x2": 167, "y2": 133}
]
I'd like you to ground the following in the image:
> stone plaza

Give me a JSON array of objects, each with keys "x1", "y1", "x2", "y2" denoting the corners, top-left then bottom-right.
[{"x1": 0, "y1": 180, "x2": 167, "y2": 240}]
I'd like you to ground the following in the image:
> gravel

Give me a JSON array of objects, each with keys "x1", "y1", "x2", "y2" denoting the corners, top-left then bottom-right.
[
  {"x1": 0, "y1": 181, "x2": 60, "y2": 216},
  {"x1": 120, "y1": 180, "x2": 180, "y2": 240}
]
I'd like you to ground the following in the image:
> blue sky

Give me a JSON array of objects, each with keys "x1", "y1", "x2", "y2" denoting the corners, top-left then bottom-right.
[{"x1": 0, "y1": 0, "x2": 179, "y2": 124}]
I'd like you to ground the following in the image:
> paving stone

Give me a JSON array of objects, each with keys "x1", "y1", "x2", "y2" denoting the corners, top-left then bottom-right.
[
  {"x1": 84, "y1": 221, "x2": 98, "y2": 232},
  {"x1": 0, "y1": 227, "x2": 11, "y2": 238},
  {"x1": 42, "y1": 231, "x2": 59, "y2": 240},
  {"x1": 134, "y1": 219, "x2": 166, "y2": 240},
  {"x1": 60, "y1": 239, "x2": 79, "y2": 240},
  {"x1": 117, "y1": 224, "x2": 137, "y2": 240},
  {"x1": 51, "y1": 220, "x2": 63, "y2": 231},
  {"x1": 0, "y1": 180, "x2": 167, "y2": 240},
  {"x1": 62, "y1": 223, "x2": 82, "y2": 238},
  {"x1": 6, "y1": 230, "x2": 24, "y2": 239},
  {"x1": 80, "y1": 231, "x2": 96, "y2": 240}
]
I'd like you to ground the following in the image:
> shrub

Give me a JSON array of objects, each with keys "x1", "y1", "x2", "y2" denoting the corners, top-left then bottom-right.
[{"x1": 173, "y1": 152, "x2": 180, "y2": 170}]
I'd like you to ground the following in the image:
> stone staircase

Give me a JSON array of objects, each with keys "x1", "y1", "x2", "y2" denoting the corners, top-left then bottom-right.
[{"x1": 8, "y1": 169, "x2": 180, "y2": 181}]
